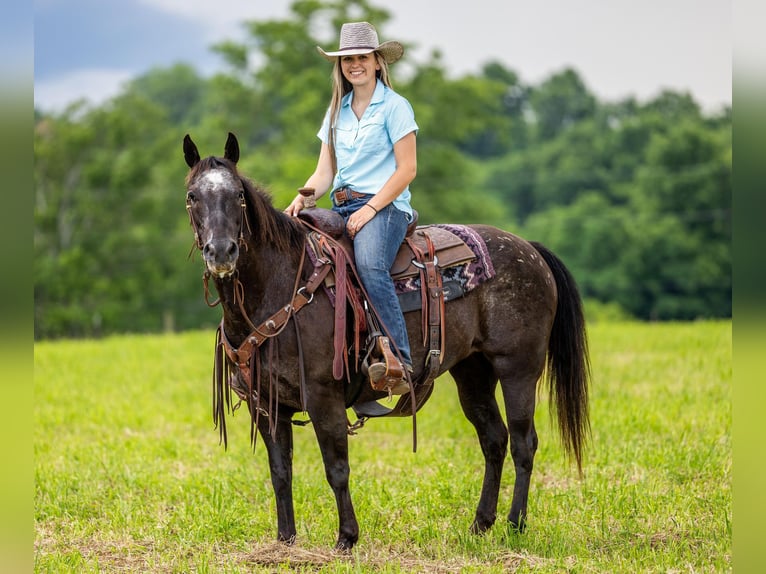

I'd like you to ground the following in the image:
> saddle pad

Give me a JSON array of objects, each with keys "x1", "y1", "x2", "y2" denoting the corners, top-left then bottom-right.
[
  {"x1": 394, "y1": 224, "x2": 496, "y2": 303},
  {"x1": 390, "y1": 225, "x2": 476, "y2": 280},
  {"x1": 397, "y1": 279, "x2": 465, "y2": 313}
]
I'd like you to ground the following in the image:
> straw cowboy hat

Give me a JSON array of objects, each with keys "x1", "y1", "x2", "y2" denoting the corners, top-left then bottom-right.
[{"x1": 317, "y1": 21, "x2": 404, "y2": 64}]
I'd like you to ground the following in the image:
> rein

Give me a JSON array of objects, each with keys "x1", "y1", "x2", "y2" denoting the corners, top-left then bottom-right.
[
  {"x1": 213, "y1": 234, "x2": 335, "y2": 447},
  {"x1": 234, "y1": 245, "x2": 307, "y2": 338}
]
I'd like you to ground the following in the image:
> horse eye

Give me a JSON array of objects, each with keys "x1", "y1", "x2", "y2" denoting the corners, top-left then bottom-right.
[{"x1": 186, "y1": 192, "x2": 196, "y2": 203}]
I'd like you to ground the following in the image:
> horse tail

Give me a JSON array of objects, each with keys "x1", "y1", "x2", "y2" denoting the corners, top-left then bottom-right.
[{"x1": 530, "y1": 241, "x2": 591, "y2": 475}]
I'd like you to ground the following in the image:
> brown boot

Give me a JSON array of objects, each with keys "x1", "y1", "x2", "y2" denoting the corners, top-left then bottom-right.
[{"x1": 368, "y1": 361, "x2": 411, "y2": 396}]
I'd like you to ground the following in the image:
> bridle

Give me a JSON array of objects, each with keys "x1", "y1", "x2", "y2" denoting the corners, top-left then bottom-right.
[
  {"x1": 186, "y1": 175, "x2": 252, "y2": 308},
  {"x1": 185, "y1": 196, "x2": 205, "y2": 251},
  {"x1": 185, "y1": 179, "x2": 251, "y2": 254}
]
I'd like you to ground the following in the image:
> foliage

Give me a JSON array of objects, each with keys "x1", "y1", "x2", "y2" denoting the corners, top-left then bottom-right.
[
  {"x1": 34, "y1": 321, "x2": 731, "y2": 571},
  {"x1": 33, "y1": 0, "x2": 731, "y2": 338}
]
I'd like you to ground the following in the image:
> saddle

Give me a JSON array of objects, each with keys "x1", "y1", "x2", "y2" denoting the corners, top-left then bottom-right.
[
  {"x1": 298, "y1": 208, "x2": 476, "y2": 284},
  {"x1": 298, "y1": 207, "x2": 477, "y2": 418}
]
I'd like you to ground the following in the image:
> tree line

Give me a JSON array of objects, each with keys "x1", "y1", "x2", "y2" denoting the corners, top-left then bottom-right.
[{"x1": 34, "y1": 0, "x2": 731, "y2": 339}]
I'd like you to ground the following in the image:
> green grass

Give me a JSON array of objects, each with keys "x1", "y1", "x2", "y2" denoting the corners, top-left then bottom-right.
[{"x1": 34, "y1": 321, "x2": 731, "y2": 572}]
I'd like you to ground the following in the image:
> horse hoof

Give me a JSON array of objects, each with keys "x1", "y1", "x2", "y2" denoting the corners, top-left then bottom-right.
[
  {"x1": 278, "y1": 533, "x2": 296, "y2": 546},
  {"x1": 334, "y1": 539, "x2": 355, "y2": 553},
  {"x1": 470, "y1": 520, "x2": 493, "y2": 535},
  {"x1": 508, "y1": 517, "x2": 527, "y2": 533}
]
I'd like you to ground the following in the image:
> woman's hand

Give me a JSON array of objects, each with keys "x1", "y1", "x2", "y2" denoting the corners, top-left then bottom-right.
[
  {"x1": 284, "y1": 195, "x2": 305, "y2": 217},
  {"x1": 347, "y1": 203, "x2": 378, "y2": 238}
]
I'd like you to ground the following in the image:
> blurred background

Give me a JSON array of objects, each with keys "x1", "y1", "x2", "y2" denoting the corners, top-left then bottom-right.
[{"x1": 33, "y1": 0, "x2": 732, "y2": 339}]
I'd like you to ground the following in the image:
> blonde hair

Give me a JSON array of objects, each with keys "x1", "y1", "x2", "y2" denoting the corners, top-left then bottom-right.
[{"x1": 326, "y1": 52, "x2": 392, "y2": 173}]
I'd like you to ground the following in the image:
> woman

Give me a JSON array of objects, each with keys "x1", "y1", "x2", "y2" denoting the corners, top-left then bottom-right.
[{"x1": 285, "y1": 21, "x2": 417, "y2": 395}]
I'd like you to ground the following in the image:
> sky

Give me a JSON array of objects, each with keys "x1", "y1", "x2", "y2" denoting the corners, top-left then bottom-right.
[{"x1": 34, "y1": 0, "x2": 732, "y2": 114}]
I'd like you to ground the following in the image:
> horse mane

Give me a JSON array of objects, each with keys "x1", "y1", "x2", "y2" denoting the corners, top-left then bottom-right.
[
  {"x1": 187, "y1": 156, "x2": 305, "y2": 254},
  {"x1": 240, "y1": 175, "x2": 305, "y2": 254}
]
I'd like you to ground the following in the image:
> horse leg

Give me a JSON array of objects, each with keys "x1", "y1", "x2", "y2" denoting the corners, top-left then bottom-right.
[
  {"x1": 450, "y1": 353, "x2": 508, "y2": 534},
  {"x1": 255, "y1": 411, "x2": 297, "y2": 544},
  {"x1": 306, "y1": 394, "x2": 359, "y2": 551},
  {"x1": 496, "y1": 360, "x2": 540, "y2": 531}
]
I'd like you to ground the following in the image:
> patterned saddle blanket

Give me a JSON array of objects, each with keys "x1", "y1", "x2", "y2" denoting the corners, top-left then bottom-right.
[{"x1": 393, "y1": 224, "x2": 495, "y2": 312}]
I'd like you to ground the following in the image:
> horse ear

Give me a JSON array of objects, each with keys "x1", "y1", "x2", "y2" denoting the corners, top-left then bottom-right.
[
  {"x1": 183, "y1": 134, "x2": 200, "y2": 168},
  {"x1": 224, "y1": 132, "x2": 240, "y2": 164}
]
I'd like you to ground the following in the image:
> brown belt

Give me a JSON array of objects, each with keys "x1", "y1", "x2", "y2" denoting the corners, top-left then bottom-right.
[{"x1": 333, "y1": 187, "x2": 367, "y2": 205}]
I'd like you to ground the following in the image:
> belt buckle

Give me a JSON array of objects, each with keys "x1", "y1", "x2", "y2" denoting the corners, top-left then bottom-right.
[{"x1": 334, "y1": 187, "x2": 350, "y2": 205}]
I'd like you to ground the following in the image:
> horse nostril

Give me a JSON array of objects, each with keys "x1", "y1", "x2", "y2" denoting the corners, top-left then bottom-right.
[{"x1": 203, "y1": 240, "x2": 238, "y2": 264}]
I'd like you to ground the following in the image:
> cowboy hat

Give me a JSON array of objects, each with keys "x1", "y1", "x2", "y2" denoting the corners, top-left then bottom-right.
[{"x1": 316, "y1": 21, "x2": 404, "y2": 64}]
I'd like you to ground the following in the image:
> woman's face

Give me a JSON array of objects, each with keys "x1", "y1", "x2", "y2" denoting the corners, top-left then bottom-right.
[{"x1": 340, "y1": 53, "x2": 380, "y2": 89}]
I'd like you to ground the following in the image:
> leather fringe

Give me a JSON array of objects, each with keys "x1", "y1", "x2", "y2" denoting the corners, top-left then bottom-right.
[{"x1": 213, "y1": 325, "x2": 232, "y2": 448}]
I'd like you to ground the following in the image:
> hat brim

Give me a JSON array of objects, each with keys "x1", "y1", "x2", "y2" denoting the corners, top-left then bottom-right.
[{"x1": 316, "y1": 40, "x2": 404, "y2": 64}]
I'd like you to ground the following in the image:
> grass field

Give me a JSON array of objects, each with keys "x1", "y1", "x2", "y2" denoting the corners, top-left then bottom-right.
[{"x1": 34, "y1": 321, "x2": 731, "y2": 573}]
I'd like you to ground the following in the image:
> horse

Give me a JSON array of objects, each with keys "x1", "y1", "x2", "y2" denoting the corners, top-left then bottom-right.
[{"x1": 182, "y1": 132, "x2": 590, "y2": 551}]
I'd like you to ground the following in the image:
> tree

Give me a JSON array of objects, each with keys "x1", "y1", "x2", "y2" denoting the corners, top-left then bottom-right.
[
  {"x1": 528, "y1": 68, "x2": 597, "y2": 142},
  {"x1": 523, "y1": 193, "x2": 633, "y2": 307},
  {"x1": 127, "y1": 64, "x2": 206, "y2": 125}
]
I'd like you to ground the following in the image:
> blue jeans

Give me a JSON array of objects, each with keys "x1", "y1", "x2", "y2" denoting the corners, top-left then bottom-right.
[{"x1": 333, "y1": 196, "x2": 412, "y2": 366}]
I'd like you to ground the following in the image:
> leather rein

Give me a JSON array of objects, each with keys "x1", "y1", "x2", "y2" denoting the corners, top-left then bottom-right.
[{"x1": 216, "y1": 243, "x2": 331, "y2": 386}]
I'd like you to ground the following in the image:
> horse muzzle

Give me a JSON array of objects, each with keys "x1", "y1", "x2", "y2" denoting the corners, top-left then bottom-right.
[{"x1": 203, "y1": 238, "x2": 239, "y2": 278}]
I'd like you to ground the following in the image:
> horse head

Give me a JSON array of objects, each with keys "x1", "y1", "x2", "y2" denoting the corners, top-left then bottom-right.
[{"x1": 183, "y1": 132, "x2": 247, "y2": 278}]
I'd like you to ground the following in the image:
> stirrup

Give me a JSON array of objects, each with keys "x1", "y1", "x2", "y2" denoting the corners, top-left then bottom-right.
[
  {"x1": 364, "y1": 337, "x2": 408, "y2": 394},
  {"x1": 367, "y1": 361, "x2": 409, "y2": 396},
  {"x1": 367, "y1": 335, "x2": 404, "y2": 391}
]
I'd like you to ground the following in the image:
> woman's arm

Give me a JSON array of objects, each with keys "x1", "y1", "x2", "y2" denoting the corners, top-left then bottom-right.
[
  {"x1": 367, "y1": 131, "x2": 417, "y2": 212},
  {"x1": 345, "y1": 131, "x2": 417, "y2": 235}
]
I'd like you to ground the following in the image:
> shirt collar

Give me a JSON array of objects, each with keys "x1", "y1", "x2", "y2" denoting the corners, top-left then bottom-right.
[{"x1": 342, "y1": 79, "x2": 385, "y2": 108}]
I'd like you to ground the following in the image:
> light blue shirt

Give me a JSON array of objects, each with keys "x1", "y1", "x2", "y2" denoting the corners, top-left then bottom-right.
[{"x1": 318, "y1": 79, "x2": 418, "y2": 217}]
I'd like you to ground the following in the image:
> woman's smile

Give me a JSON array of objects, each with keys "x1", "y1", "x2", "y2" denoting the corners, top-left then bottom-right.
[{"x1": 342, "y1": 54, "x2": 378, "y2": 84}]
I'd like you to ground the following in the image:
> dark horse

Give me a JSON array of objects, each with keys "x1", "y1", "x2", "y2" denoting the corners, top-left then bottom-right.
[{"x1": 182, "y1": 133, "x2": 590, "y2": 550}]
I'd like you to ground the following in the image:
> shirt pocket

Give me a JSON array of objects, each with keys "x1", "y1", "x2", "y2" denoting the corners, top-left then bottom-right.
[
  {"x1": 356, "y1": 115, "x2": 390, "y2": 155},
  {"x1": 334, "y1": 119, "x2": 357, "y2": 151}
]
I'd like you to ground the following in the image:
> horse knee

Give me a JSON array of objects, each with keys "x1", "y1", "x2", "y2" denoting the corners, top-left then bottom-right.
[
  {"x1": 324, "y1": 460, "x2": 350, "y2": 489},
  {"x1": 510, "y1": 440, "x2": 534, "y2": 470}
]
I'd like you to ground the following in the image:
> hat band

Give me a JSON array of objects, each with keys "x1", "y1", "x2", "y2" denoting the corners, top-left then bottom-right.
[{"x1": 337, "y1": 45, "x2": 376, "y2": 51}]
